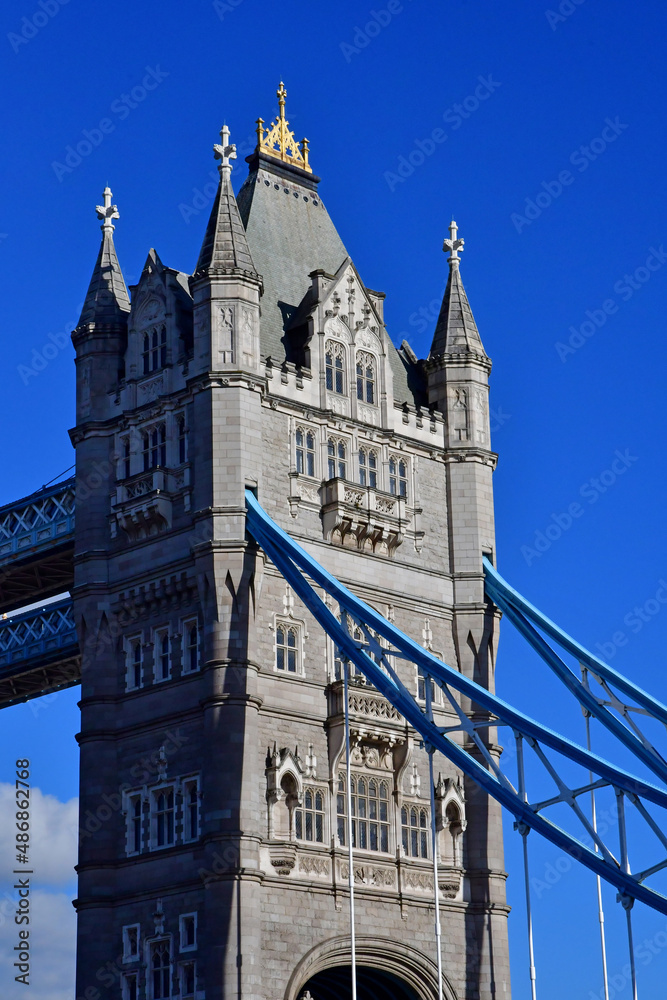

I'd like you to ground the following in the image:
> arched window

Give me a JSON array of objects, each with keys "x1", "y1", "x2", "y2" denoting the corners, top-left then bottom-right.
[
  {"x1": 184, "y1": 781, "x2": 199, "y2": 842},
  {"x1": 155, "y1": 789, "x2": 175, "y2": 847},
  {"x1": 127, "y1": 638, "x2": 142, "y2": 690},
  {"x1": 276, "y1": 623, "x2": 299, "y2": 672},
  {"x1": 142, "y1": 325, "x2": 167, "y2": 376},
  {"x1": 325, "y1": 341, "x2": 346, "y2": 394},
  {"x1": 142, "y1": 423, "x2": 166, "y2": 471},
  {"x1": 401, "y1": 805, "x2": 429, "y2": 859},
  {"x1": 156, "y1": 630, "x2": 170, "y2": 681},
  {"x1": 131, "y1": 797, "x2": 142, "y2": 854},
  {"x1": 445, "y1": 802, "x2": 464, "y2": 866},
  {"x1": 327, "y1": 438, "x2": 347, "y2": 480},
  {"x1": 356, "y1": 351, "x2": 376, "y2": 404},
  {"x1": 150, "y1": 940, "x2": 171, "y2": 1000},
  {"x1": 183, "y1": 621, "x2": 199, "y2": 673},
  {"x1": 122, "y1": 438, "x2": 131, "y2": 480},
  {"x1": 178, "y1": 416, "x2": 187, "y2": 465},
  {"x1": 337, "y1": 773, "x2": 390, "y2": 852},
  {"x1": 358, "y1": 447, "x2": 378, "y2": 488},
  {"x1": 389, "y1": 456, "x2": 408, "y2": 497},
  {"x1": 295, "y1": 427, "x2": 316, "y2": 477},
  {"x1": 295, "y1": 787, "x2": 325, "y2": 843}
]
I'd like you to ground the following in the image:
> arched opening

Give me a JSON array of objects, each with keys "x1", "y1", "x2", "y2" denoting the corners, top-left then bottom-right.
[{"x1": 299, "y1": 965, "x2": 421, "y2": 1000}]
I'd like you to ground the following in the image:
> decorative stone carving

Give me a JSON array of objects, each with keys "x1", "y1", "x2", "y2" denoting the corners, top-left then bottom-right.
[
  {"x1": 340, "y1": 862, "x2": 395, "y2": 887},
  {"x1": 321, "y1": 479, "x2": 410, "y2": 555},
  {"x1": 138, "y1": 374, "x2": 164, "y2": 402},
  {"x1": 358, "y1": 404, "x2": 378, "y2": 425},
  {"x1": 218, "y1": 305, "x2": 234, "y2": 363},
  {"x1": 269, "y1": 843, "x2": 297, "y2": 876},
  {"x1": 299, "y1": 856, "x2": 329, "y2": 876}
]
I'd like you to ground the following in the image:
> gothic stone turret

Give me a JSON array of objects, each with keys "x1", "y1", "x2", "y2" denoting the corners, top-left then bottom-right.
[{"x1": 70, "y1": 88, "x2": 510, "y2": 1000}]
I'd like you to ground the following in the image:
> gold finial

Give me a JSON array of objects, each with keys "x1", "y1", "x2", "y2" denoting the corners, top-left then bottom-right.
[{"x1": 255, "y1": 81, "x2": 312, "y2": 174}]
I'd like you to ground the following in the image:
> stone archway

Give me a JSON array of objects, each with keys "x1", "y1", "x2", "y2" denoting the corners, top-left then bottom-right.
[
  {"x1": 299, "y1": 964, "x2": 420, "y2": 999},
  {"x1": 284, "y1": 934, "x2": 459, "y2": 1000}
]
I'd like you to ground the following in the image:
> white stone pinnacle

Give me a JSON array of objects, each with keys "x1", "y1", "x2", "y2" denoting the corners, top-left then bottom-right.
[
  {"x1": 213, "y1": 123, "x2": 237, "y2": 178},
  {"x1": 95, "y1": 186, "x2": 120, "y2": 232},
  {"x1": 443, "y1": 219, "x2": 465, "y2": 266}
]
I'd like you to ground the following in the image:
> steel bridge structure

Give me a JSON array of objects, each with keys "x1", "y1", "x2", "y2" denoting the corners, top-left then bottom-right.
[{"x1": 2, "y1": 477, "x2": 666, "y2": 997}]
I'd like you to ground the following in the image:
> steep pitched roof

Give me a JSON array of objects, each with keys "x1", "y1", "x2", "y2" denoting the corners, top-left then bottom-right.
[
  {"x1": 77, "y1": 226, "x2": 130, "y2": 329},
  {"x1": 236, "y1": 151, "x2": 416, "y2": 403},
  {"x1": 429, "y1": 223, "x2": 486, "y2": 359},
  {"x1": 194, "y1": 169, "x2": 257, "y2": 277}
]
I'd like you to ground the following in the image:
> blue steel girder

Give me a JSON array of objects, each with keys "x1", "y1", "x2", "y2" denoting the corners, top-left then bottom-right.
[
  {"x1": 245, "y1": 490, "x2": 667, "y2": 915},
  {"x1": 0, "y1": 597, "x2": 80, "y2": 707},
  {"x1": 0, "y1": 477, "x2": 75, "y2": 614}
]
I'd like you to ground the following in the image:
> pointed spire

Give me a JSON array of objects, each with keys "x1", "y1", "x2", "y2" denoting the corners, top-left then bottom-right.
[
  {"x1": 429, "y1": 221, "x2": 486, "y2": 359},
  {"x1": 77, "y1": 187, "x2": 130, "y2": 329},
  {"x1": 194, "y1": 125, "x2": 258, "y2": 279}
]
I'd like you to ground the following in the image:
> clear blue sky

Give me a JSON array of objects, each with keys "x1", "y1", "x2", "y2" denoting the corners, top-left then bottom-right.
[{"x1": 1, "y1": 0, "x2": 667, "y2": 997}]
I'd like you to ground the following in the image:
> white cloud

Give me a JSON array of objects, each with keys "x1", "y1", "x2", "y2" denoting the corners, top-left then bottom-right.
[
  {"x1": 0, "y1": 891, "x2": 75, "y2": 1000},
  {"x1": 0, "y1": 783, "x2": 78, "y2": 888}
]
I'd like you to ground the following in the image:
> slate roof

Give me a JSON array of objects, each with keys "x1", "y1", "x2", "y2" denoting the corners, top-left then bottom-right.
[
  {"x1": 77, "y1": 228, "x2": 130, "y2": 329},
  {"x1": 429, "y1": 262, "x2": 486, "y2": 359},
  {"x1": 195, "y1": 170, "x2": 258, "y2": 277},
  {"x1": 236, "y1": 152, "x2": 417, "y2": 405}
]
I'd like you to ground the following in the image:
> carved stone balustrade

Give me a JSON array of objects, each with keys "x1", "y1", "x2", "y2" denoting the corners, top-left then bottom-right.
[
  {"x1": 320, "y1": 478, "x2": 410, "y2": 555},
  {"x1": 111, "y1": 467, "x2": 191, "y2": 541}
]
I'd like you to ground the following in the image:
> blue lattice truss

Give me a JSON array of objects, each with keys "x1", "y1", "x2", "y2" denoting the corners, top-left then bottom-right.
[
  {"x1": 0, "y1": 598, "x2": 79, "y2": 706},
  {"x1": 245, "y1": 490, "x2": 667, "y2": 916}
]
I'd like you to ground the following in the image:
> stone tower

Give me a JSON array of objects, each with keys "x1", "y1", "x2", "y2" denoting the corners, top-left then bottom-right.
[{"x1": 70, "y1": 85, "x2": 510, "y2": 1000}]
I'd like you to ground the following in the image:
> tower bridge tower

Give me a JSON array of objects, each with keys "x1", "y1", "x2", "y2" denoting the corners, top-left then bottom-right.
[{"x1": 71, "y1": 85, "x2": 510, "y2": 1000}]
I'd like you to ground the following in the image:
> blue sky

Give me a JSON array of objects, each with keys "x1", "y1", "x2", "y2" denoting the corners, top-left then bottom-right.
[{"x1": 1, "y1": 0, "x2": 667, "y2": 996}]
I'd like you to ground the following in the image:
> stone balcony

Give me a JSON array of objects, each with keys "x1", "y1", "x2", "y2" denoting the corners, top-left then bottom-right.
[
  {"x1": 110, "y1": 467, "x2": 190, "y2": 541},
  {"x1": 320, "y1": 478, "x2": 411, "y2": 555}
]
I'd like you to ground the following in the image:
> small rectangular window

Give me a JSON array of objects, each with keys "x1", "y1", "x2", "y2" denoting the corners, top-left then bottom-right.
[
  {"x1": 122, "y1": 924, "x2": 140, "y2": 962},
  {"x1": 295, "y1": 427, "x2": 316, "y2": 477},
  {"x1": 121, "y1": 972, "x2": 139, "y2": 1000},
  {"x1": 179, "y1": 960, "x2": 196, "y2": 999},
  {"x1": 178, "y1": 416, "x2": 187, "y2": 465},
  {"x1": 179, "y1": 912, "x2": 197, "y2": 952}
]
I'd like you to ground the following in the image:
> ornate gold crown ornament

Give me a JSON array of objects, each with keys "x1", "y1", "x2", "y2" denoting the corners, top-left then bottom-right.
[{"x1": 256, "y1": 82, "x2": 312, "y2": 174}]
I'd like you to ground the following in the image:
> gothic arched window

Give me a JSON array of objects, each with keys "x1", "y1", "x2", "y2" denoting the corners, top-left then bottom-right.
[
  {"x1": 142, "y1": 423, "x2": 166, "y2": 471},
  {"x1": 358, "y1": 447, "x2": 378, "y2": 488},
  {"x1": 150, "y1": 940, "x2": 171, "y2": 1000},
  {"x1": 183, "y1": 620, "x2": 199, "y2": 674},
  {"x1": 325, "y1": 341, "x2": 346, "y2": 394},
  {"x1": 295, "y1": 427, "x2": 316, "y2": 477},
  {"x1": 337, "y1": 773, "x2": 390, "y2": 852},
  {"x1": 295, "y1": 787, "x2": 325, "y2": 843},
  {"x1": 276, "y1": 623, "x2": 299, "y2": 672},
  {"x1": 389, "y1": 455, "x2": 408, "y2": 497},
  {"x1": 126, "y1": 637, "x2": 142, "y2": 691},
  {"x1": 401, "y1": 805, "x2": 429, "y2": 859},
  {"x1": 356, "y1": 351, "x2": 376, "y2": 404},
  {"x1": 155, "y1": 789, "x2": 175, "y2": 847},
  {"x1": 327, "y1": 438, "x2": 347, "y2": 480},
  {"x1": 142, "y1": 325, "x2": 167, "y2": 375},
  {"x1": 177, "y1": 416, "x2": 187, "y2": 465}
]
